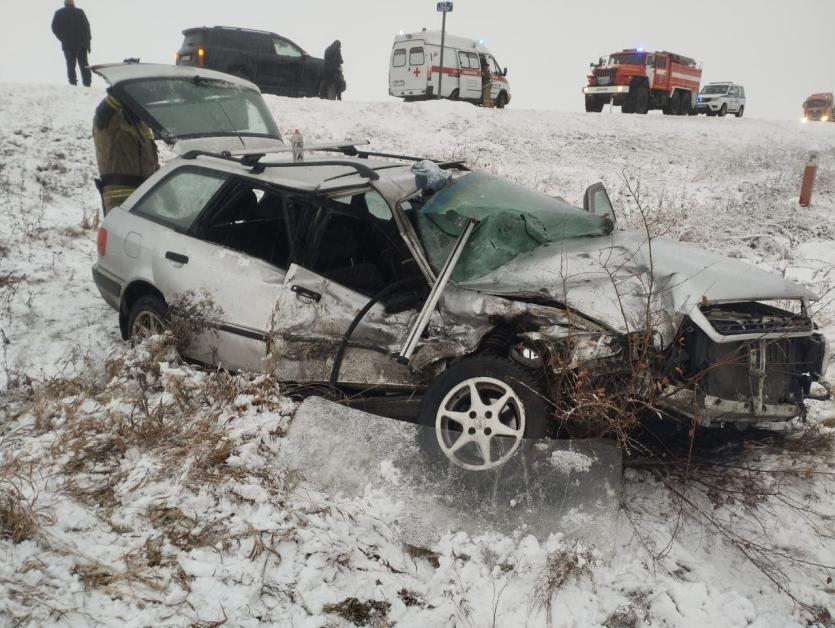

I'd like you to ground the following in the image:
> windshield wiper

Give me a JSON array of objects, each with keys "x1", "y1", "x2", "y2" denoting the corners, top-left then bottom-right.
[{"x1": 192, "y1": 75, "x2": 237, "y2": 89}]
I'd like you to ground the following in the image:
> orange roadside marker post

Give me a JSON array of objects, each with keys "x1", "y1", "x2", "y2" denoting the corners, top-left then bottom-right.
[{"x1": 799, "y1": 153, "x2": 818, "y2": 207}]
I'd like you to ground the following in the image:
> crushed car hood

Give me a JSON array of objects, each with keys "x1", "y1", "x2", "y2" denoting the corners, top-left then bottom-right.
[{"x1": 457, "y1": 231, "x2": 815, "y2": 341}]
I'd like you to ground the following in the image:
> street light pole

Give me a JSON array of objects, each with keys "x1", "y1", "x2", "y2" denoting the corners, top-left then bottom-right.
[
  {"x1": 438, "y1": 11, "x2": 446, "y2": 99},
  {"x1": 436, "y1": 2, "x2": 453, "y2": 99}
]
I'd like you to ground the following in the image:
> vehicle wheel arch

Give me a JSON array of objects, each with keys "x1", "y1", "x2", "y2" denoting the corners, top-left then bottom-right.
[{"x1": 120, "y1": 280, "x2": 166, "y2": 340}]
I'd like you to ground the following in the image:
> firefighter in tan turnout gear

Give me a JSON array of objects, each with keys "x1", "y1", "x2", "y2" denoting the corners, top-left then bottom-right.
[{"x1": 92, "y1": 93, "x2": 159, "y2": 214}]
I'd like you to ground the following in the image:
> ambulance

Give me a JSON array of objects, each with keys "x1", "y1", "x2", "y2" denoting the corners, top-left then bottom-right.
[{"x1": 388, "y1": 30, "x2": 511, "y2": 108}]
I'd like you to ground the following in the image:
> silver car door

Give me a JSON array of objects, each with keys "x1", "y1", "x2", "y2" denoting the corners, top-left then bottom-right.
[
  {"x1": 267, "y1": 264, "x2": 415, "y2": 386},
  {"x1": 265, "y1": 189, "x2": 423, "y2": 387},
  {"x1": 152, "y1": 235, "x2": 286, "y2": 372},
  {"x1": 128, "y1": 168, "x2": 286, "y2": 371}
]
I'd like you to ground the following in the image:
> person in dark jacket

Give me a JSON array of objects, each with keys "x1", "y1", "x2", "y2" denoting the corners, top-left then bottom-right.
[
  {"x1": 320, "y1": 40, "x2": 345, "y2": 101},
  {"x1": 51, "y1": 0, "x2": 92, "y2": 87}
]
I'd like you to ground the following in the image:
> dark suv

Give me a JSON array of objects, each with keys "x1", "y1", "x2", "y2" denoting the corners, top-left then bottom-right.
[{"x1": 176, "y1": 26, "x2": 325, "y2": 97}]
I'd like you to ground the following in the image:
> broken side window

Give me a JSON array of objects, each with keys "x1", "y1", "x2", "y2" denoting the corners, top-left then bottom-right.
[
  {"x1": 288, "y1": 191, "x2": 425, "y2": 301},
  {"x1": 133, "y1": 168, "x2": 226, "y2": 232},
  {"x1": 193, "y1": 178, "x2": 292, "y2": 269}
]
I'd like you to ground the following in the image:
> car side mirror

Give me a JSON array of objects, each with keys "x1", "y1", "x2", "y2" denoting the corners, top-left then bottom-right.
[
  {"x1": 583, "y1": 182, "x2": 617, "y2": 225},
  {"x1": 502, "y1": 67, "x2": 507, "y2": 76}
]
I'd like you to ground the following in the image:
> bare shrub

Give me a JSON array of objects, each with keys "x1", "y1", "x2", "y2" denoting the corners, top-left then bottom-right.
[
  {"x1": 0, "y1": 468, "x2": 53, "y2": 544},
  {"x1": 166, "y1": 291, "x2": 223, "y2": 355},
  {"x1": 322, "y1": 597, "x2": 391, "y2": 627},
  {"x1": 0, "y1": 489, "x2": 40, "y2": 543},
  {"x1": 533, "y1": 545, "x2": 594, "y2": 625}
]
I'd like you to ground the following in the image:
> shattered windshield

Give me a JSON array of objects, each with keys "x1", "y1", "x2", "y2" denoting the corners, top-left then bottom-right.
[
  {"x1": 119, "y1": 78, "x2": 281, "y2": 141},
  {"x1": 414, "y1": 172, "x2": 613, "y2": 282}
]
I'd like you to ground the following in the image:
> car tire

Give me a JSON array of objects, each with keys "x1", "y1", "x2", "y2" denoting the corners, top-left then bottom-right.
[
  {"x1": 667, "y1": 91, "x2": 681, "y2": 116},
  {"x1": 449, "y1": 89, "x2": 459, "y2": 101},
  {"x1": 719, "y1": 104, "x2": 728, "y2": 117},
  {"x1": 633, "y1": 85, "x2": 649, "y2": 114},
  {"x1": 585, "y1": 95, "x2": 604, "y2": 112},
  {"x1": 495, "y1": 92, "x2": 508, "y2": 109},
  {"x1": 735, "y1": 105, "x2": 745, "y2": 118},
  {"x1": 126, "y1": 294, "x2": 169, "y2": 341},
  {"x1": 416, "y1": 355, "x2": 554, "y2": 471},
  {"x1": 680, "y1": 92, "x2": 692, "y2": 116}
]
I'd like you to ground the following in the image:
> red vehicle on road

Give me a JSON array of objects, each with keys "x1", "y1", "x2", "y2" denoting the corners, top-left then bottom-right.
[
  {"x1": 802, "y1": 93, "x2": 834, "y2": 122},
  {"x1": 583, "y1": 49, "x2": 702, "y2": 115}
]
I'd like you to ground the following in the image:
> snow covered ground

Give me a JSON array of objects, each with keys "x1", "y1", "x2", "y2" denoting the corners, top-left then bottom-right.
[{"x1": 1, "y1": 84, "x2": 834, "y2": 627}]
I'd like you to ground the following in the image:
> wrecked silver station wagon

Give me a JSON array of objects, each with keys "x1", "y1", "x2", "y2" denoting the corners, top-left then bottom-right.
[{"x1": 91, "y1": 63, "x2": 830, "y2": 472}]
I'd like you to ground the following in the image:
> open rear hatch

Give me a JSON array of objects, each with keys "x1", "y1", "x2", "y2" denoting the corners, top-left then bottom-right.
[{"x1": 91, "y1": 62, "x2": 285, "y2": 155}]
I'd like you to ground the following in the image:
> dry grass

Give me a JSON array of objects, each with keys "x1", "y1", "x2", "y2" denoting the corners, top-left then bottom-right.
[
  {"x1": 0, "y1": 273, "x2": 23, "y2": 289},
  {"x1": 322, "y1": 597, "x2": 391, "y2": 627},
  {"x1": 533, "y1": 546, "x2": 594, "y2": 625},
  {"x1": 0, "y1": 488, "x2": 42, "y2": 543}
]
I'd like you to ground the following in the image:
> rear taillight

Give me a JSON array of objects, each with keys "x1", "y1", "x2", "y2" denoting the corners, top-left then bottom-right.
[
  {"x1": 97, "y1": 227, "x2": 107, "y2": 257},
  {"x1": 197, "y1": 48, "x2": 205, "y2": 66}
]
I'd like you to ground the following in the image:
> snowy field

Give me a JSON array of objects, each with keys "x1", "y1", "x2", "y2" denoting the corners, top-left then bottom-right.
[{"x1": 1, "y1": 84, "x2": 834, "y2": 627}]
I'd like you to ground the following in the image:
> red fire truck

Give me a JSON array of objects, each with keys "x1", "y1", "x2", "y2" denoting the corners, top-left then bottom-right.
[{"x1": 583, "y1": 49, "x2": 702, "y2": 115}]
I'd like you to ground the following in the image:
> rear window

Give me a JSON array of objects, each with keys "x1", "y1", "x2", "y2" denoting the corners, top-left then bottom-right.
[
  {"x1": 393, "y1": 48, "x2": 406, "y2": 67},
  {"x1": 409, "y1": 47, "x2": 425, "y2": 66},
  {"x1": 118, "y1": 77, "x2": 281, "y2": 140},
  {"x1": 133, "y1": 169, "x2": 226, "y2": 231},
  {"x1": 181, "y1": 32, "x2": 206, "y2": 50}
]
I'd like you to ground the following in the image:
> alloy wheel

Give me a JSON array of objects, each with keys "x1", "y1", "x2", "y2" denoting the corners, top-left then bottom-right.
[
  {"x1": 434, "y1": 376, "x2": 525, "y2": 470},
  {"x1": 130, "y1": 310, "x2": 166, "y2": 339}
]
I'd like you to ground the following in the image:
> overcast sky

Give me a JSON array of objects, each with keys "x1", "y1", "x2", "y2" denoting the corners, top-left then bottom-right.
[{"x1": 3, "y1": 0, "x2": 833, "y2": 119}]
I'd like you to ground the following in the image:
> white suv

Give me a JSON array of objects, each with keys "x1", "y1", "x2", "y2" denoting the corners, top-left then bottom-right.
[{"x1": 691, "y1": 82, "x2": 746, "y2": 117}]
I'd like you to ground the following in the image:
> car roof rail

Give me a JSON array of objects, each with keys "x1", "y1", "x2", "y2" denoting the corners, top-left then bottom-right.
[
  {"x1": 179, "y1": 149, "x2": 382, "y2": 181},
  {"x1": 325, "y1": 145, "x2": 465, "y2": 166},
  {"x1": 255, "y1": 160, "x2": 381, "y2": 180},
  {"x1": 179, "y1": 141, "x2": 468, "y2": 184},
  {"x1": 179, "y1": 140, "x2": 369, "y2": 163}
]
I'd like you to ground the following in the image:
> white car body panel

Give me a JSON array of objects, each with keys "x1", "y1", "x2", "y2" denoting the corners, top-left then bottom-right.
[{"x1": 460, "y1": 231, "x2": 814, "y2": 345}]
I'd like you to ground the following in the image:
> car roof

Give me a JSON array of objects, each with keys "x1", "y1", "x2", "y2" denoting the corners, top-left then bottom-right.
[
  {"x1": 184, "y1": 152, "x2": 420, "y2": 194},
  {"x1": 184, "y1": 25, "x2": 279, "y2": 38},
  {"x1": 394, "y1": 31, "x2": 493, "y2": 53}
]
